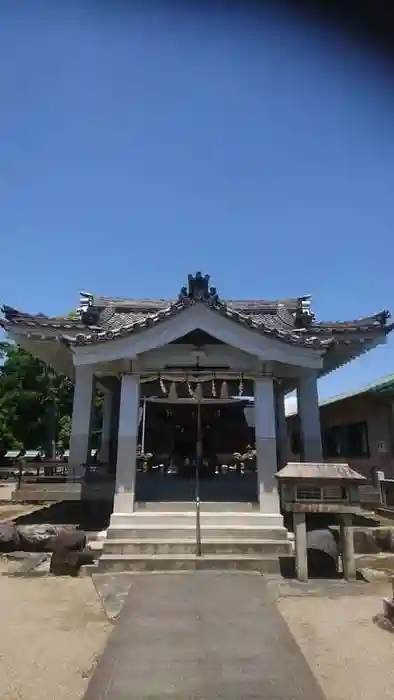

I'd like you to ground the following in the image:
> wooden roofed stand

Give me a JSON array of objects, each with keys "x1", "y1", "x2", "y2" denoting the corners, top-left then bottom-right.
[
  {"x1": 0, "y1": 272, "x2": 392, "y2": 574},
  {"x1": 277, "y1": 462, "x2": 367, "y2": 582}
]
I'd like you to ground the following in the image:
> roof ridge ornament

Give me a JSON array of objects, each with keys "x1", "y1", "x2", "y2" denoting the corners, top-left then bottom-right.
[
  {"x1": 178, "y1": 272, "x2": 219, "y2": 304},
  {"x1": 294, "y1": 295, "x2": 315, "y2": 329}
]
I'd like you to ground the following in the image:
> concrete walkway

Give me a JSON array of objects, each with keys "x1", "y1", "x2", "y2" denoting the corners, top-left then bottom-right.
[{"x1": 84, "y1": 572, "x2": 326, "y2": 700}]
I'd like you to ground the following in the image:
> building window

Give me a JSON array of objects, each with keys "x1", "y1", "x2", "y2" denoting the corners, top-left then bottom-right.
[
  {"x1": 323, "y1": 426, "x2": 342, "y2": 457},
  {"x1": 347, "y1": 422, "x2": 369, "y2": 457},
  {"x1": 291, "y1": 430, "x2": 301, "y2": 455},
  {"x1": 323, "y1": 422, "x2": 369, "y2": 459}
]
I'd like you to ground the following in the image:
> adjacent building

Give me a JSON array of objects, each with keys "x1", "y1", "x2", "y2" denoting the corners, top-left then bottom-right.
[{"x1": 287, "y1": 375, "x2": 394, "y2": 479}]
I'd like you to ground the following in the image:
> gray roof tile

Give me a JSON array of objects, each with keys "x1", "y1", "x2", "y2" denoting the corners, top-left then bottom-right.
[{"x1": 2, "y1": 274, "x2": 392, "y2": 351}]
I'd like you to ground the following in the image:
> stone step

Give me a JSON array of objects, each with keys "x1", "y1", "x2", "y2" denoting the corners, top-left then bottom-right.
[
  {"x1": 97, "y1": 553, "x2": 290, "y2": 573},
  {"x1": 103, "y1": 538, "x2": 292, "y2": 556},
  {"x1": 106, "y1": 525, "x2": 291, "y2": 541},
  {"x1": 110, "y1": 512, "x2": 283, "y2": 528},
  {"x1": 135, "y1": 501, "x2": 258, "y2": 512}
]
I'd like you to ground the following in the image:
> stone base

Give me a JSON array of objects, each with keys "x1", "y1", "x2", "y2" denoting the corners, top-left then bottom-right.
[
  {"x1": 258, "y1": 489, "x2": 282, "y2": 516},
  {"x1": 111, "y1": 491, "x2": 135, "y2": 519}
]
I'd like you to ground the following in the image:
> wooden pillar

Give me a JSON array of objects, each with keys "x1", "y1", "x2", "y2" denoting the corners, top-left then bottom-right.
[
  {"x1": 340, "y1": 514, "x2": 356, "y2": 581},
  {"x1": 297, "y1": 371, "x2": 322, "y2": 462},
  {"x1": 99, "y1": 388, "x2": 112, "y2": 464},
  {"x1": 254, "y1": 377, "x2": 281, "y2": 519},
  {"x1": 112, "y1": 374, "x2": 140, "y2": 516},
  {"x1": 275, "y1": 387, "x2": 289, "y2": 468},
  {"x1": 294, "y1": 512, "x2": 308, "y2": 582},
  {"x1": 68, "y1": 365, "x2": 94, "y2": 480}
]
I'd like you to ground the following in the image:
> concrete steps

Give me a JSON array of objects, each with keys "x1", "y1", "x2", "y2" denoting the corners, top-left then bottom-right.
[
  {"x1": 92, "y1": 505, "x2": 293, "y2": 574},
  {"x1": 110, "y1": 512, "x2": 284, "y2": 528},
  {"x1": 103, "y1": 538, "x2": 291, "y2": 556},
  {"x1": 135, "y1": 501, "x2": 258, "y2": 512},
  {"x1": 97, "y1": 553, "x2": 286, "y2": 573},
  {"x1": 106, "y1": 526, "x2": 290, "y2": 541}
]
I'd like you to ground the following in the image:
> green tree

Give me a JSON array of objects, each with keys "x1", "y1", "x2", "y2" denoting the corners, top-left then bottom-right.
[{"x1": 0, "y1": 342, "x2": 74, "y2": 455}]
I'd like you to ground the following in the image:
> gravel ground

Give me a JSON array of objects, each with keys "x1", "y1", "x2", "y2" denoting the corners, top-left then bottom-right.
[
  {"x1": 279, "y1": 586, "x2": 394, "y2": 700},
  {"x1": 0, "y1": 560, "x2": 111, "y2": 700},
  {"x1": 1, "y1": 561, "x2": 394, "y2": 700}
]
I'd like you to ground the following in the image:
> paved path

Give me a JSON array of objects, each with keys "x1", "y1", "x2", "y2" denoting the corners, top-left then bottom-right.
[{"x1": 84, "y1": 572, "x2": 326, "y2": 700}]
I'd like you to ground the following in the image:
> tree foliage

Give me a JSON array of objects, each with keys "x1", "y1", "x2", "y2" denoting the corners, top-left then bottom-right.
[
  {"x1": 0, "y1": 341, "x2": 104, "y2": 456},
  {"x1": 0, "y1": 341, "x2": 74, "y2": 454}
]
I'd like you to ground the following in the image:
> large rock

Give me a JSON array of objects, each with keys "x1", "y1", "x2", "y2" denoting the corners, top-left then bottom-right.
[
  {"x1": 358, "y1": 567, "x2": 389, "y2": 583},
  {"x1": 307, "y1": 528, "x2": 339, "y2": 578},
  {"x1": 0, "y1": 523, "x2": 20, "y2": 552},
  {"x1": 17, "y1": 525, "x2": 60, "y2": 552},
  {"x1": 52, "y1": 529, "x2": 86, "y2": 552},
  {"x1": 49, "y1": 530, "x2": 91, "y2": 577},
  {"x1": 353, "y1": 527, "x2": 394, "y2": 554},
  {"x1": 353, "y1": 529, "x2": 381, "y2": 554},
  {"x1": 373, "y1": 528, "x2": 394, "y2": 553}
]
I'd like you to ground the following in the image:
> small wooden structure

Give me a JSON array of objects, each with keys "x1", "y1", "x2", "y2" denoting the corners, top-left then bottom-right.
[{"x1": 276, "y1": 462, "x2": 367, "y2": 582}]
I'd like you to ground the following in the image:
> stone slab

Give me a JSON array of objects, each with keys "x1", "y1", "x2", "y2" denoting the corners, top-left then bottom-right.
[
  {"x1": 83, "y1": 572, "x2": 326, "y2": 700},
  {"x1": 7, "y1": 553, "x2": 48, "y2": 576},
  {"x1": 92, "y1": 573, "x2": 133, "y2": 622}
]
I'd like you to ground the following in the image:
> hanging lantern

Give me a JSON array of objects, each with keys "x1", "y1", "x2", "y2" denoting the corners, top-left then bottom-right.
[
  {"x1": 169, "y1": 382, "x2": 178, "y2": 400},
  {"x1": 220, "y1": 380, "x2": 229, "y2": 399}
]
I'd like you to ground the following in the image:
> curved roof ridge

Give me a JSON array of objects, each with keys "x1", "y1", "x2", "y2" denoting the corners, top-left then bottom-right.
[
  {"x1": 61, "y1": 297, "x2": 331, "y2": 349},
  {"x1": 84, "y1": 294, "x2": 305, "y2": 311}
]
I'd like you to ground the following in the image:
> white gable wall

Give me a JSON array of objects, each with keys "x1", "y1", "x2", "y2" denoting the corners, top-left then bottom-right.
[{"x1": 137, "y1": 343, "x2": 259, "y2": 372}]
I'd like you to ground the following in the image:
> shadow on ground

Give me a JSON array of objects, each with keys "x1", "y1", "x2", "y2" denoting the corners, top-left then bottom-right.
[{"x1": 14, "y1": 500, "x2": 112, "y2": 532}]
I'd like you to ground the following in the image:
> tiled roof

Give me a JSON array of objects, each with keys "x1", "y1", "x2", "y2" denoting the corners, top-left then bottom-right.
[
  {"x1": 64, "y1": 296, "x2": 334, "y2": 348},
  {"x1": 1, "y1": 272, "x2": 392, "y2": 350}
]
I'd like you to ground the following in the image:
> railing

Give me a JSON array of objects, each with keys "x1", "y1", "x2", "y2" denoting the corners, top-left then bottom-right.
[
  {"x1": 195, "y1": 455, "x2": 202, "y2": 557},
  {"x1": 0, "y1": 462, "x2": 84, "y2": 488}
]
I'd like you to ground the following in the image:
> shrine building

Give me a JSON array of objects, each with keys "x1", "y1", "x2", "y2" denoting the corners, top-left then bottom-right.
[{"x1": 1, "y1": 272, "x2": 392, "y2": 528}]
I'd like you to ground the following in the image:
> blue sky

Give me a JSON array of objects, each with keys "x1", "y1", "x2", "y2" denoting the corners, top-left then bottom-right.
[{"x1": 1, "y1": 1, "x2": 393, "y2": 404}]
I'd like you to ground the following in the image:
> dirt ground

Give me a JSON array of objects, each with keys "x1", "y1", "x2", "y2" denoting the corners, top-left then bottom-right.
[
  {"x1": 0, "y1": 504, "x2": 48, "y2": 523},
  {"x1": 0, "y1": 560, "x2": 110, "y2": 700},
  {"x1": 1, "y1": 562, "x2": 394, "y2": 700},
  {"x1": 279, "y1": 585, "x2": 394, "y2": 700}
]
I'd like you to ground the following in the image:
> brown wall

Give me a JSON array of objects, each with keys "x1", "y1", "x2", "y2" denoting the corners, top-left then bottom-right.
[{"x1": 286, "y1": 393, "x2": 394, "y2": 478}]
